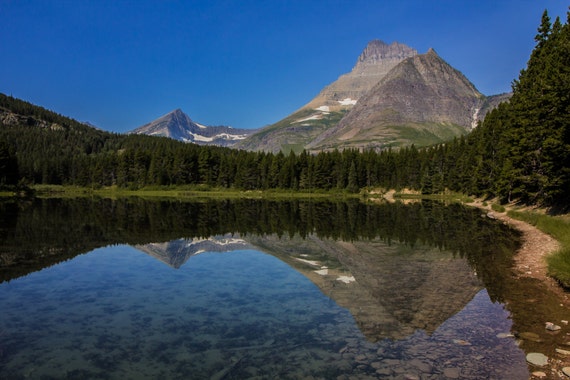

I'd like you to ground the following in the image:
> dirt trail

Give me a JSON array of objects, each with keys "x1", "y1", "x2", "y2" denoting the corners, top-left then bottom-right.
[{"x1": 470, "y1": 200, "x2": 569, "y2": 306}]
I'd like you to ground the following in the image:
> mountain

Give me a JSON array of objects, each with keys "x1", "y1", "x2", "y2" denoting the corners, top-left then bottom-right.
[
  {"x1": 238, "y1": 43, "x2": 510, "y2": 153},
  {"x1": 307, "y1": 49, "x2": 508, "y2": 151},
  {"x1": 130, "y1": 109, "x2": 257, "y2": 147},
  {"x1": 236, "y1": 40, "x2": 418, "y2": 153}
]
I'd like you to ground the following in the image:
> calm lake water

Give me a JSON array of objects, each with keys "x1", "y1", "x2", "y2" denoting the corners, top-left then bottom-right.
[{"x1": 0, "y1": 198, "x2": 566, "y2": 379}]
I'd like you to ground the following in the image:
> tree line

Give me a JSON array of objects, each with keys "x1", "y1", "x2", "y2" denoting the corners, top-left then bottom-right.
[{"x1": 0, "y1": 10, "x2": 568, "y2": 209}]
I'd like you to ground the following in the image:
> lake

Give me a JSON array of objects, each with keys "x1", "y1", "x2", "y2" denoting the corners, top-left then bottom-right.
[{"x1": 0, "y1": 198, "x2": 566, "y2": 379}]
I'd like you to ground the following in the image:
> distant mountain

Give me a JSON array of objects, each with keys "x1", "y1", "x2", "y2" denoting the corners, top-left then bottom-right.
[
  {"x1": 236, "y1": 40, "x2": 418, "y2": 153},
  {"x1": 308, "y1": 49, "x2": 509, "y2": 151},
  {"x1": 130, "y1": 109, "x2": 257, "y2": 147}
]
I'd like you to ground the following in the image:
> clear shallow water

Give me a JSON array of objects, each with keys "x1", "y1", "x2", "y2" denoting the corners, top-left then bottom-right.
[{"x1": 0, "y1": 242, "x2": 528, "y2": 379}]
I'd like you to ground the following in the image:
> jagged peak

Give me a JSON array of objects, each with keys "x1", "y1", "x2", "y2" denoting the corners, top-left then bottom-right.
[
  {"x1": 159, "y1": 108, "x2": 193, "y2": 124},
  {"x1": 167, "y1": 108, "x2": 186, "y2": 118},
  {"x1": 355, "y1": 40, "x2": 417, "y2": 67},
  {"x1": 426, "y1": 47, "x2": 438, "y2": 57}
]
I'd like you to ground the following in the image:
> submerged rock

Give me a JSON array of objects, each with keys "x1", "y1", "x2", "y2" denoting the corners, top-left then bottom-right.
[
  {"x1": 443, "y1": 367, "x2": 460, "y2": 378},
  {"x1": 519, "y1": 332, "x2": 543, "y2": 342},
  {"x1": 526, "y1": 352, "x2": 548, "y2": 367},
  {"x1": 545, "y1": 322, "x2": 561, "y2": 331}
]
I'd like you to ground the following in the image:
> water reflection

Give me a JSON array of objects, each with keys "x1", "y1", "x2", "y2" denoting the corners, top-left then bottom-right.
[
  {"x1": 0, "y1": 244, "x2": 527, "y2": 379},
  {"x1": 0, "y1": 197, "x2": 559, "y2": 379},
  {"x1": 245, "y1": 234, "x2": 483, "y2": 342},
  {"x1": 134, "y1": 237, "x2": 251, "y2": 268}
]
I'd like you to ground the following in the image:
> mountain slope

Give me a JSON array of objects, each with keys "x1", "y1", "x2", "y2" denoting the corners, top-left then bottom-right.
[
  {"x1": 236, "y1": 40, "x2": 417, "y2": 153},
  {"x1": 131, "y1": 109, "x2": 257, "y2": 147},
  {"x1": 307, "y1": 49, "x2": 505, "y2": 151}
]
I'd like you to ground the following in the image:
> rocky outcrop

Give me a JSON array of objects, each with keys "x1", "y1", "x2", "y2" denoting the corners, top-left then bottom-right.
[{"x1": 0, "y1": 110, "x2": 64, "y2": 131}]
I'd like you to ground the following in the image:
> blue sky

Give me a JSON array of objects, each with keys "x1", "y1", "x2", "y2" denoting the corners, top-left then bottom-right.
[{"x1": 1, "y1": 1, "x2": 568, "y2": 132}]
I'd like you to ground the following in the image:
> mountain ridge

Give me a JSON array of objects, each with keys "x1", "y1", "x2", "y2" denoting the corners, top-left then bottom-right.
[{"x1": 130, "y1": 109, "x2": 257, "y2": 147}]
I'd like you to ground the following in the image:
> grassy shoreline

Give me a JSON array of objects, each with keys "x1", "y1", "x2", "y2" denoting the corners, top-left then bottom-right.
[
  {"x1": 24, "y1": 184, "x2": 362, "y2": 200},
  {"x1": 505, "y1": 209, "x2": 570, "y2": 288}
]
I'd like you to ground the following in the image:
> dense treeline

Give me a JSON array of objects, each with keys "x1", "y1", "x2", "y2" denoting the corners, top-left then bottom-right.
[
  {"x1": 0, "y1": 10, "x2": 568, "y2": 209},
  {"x1": 454, "y1": 10, "x2": 570, "y2": 207}
]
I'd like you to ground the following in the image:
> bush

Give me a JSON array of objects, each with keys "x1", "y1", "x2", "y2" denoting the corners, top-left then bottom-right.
[{"x1": 491, "y1": 203, "x2": 506, "y2": 212}]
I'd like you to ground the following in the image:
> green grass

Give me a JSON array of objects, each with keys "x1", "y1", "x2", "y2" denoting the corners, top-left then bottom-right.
[
  {"x1": 30, "y1": 184, "x2": 360, "y2": 200},
  {"x1": 491, "y1": 203, "x2": 506, "y2": 213},
  {"x1": 395, "y1": 123, "x2": 467, "y2": 148},
  {"x1": 507, "y1": 209, "x2": 570, "y2": 288},
  {"x1": 393, "y1": 190, "x2": 473, "y2": 203}
]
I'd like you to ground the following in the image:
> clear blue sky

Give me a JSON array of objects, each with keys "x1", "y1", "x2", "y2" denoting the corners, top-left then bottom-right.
[{"x1": 1, "y1": 1, "x2": 568, "y2": 132}]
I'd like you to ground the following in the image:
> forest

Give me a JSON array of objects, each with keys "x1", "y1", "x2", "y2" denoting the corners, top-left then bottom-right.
[{"x1": 0, "y1": 10, "x2": 568, "y2": 210}]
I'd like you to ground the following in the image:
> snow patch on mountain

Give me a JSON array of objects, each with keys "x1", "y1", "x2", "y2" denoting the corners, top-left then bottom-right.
[
  {"x1": 338, "y1": 98, "x2": 357, "y2": 106},
  {"x1": 294, "y1": 114, "x2": 324, "y2": 123}
]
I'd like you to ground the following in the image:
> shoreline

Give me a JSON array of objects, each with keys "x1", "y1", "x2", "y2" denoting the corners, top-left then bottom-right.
[{"x1": 469, "y1": 200, "x2": 569, "y2": 307}]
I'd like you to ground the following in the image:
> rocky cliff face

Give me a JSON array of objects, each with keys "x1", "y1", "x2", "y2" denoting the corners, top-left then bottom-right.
[
  {"x1": 131, "y1": 109, "x2": 257, "y2": 147},
  {"x1": 236, "y1": 40, "x2": 417, "y2": 153},
  {"x1": 303, "y1": 40, "x2": 418, "y2": 112}
]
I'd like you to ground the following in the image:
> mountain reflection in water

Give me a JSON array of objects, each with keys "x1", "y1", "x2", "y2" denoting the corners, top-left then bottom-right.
[
  {"x1": 0, "y1": 197, "x2": 553, "y2": 379},
  {"x1": 135, "y1": 234, "x2": 483, "y2": 343}
]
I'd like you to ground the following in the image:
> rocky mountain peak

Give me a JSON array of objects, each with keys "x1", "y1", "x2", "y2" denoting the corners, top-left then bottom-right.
[
  {"x1": 354, "y1": 40, "x2": 418, "y2": 72},
  {"x1": 237, "y1": 40, "x2": 509, "y2": 154},
  {"x1": 297, "y1": 40, "x2": 417, "y2": 114},
  {"x1": 130, "y1": 109, "x2": 257, "y2": 147},
  {"x1": 306, "y1": 50, "x2": 487, "y2": 151}
]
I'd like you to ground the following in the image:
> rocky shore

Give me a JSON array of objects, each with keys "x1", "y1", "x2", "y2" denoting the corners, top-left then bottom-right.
[{"x1": 469, "y1": 200, "x2": 570, "y2": 379}]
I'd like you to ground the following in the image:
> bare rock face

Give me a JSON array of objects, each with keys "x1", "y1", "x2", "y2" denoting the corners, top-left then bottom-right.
[{"x1": 303, "y1": 40, "x2": 418, "y2": 112}]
